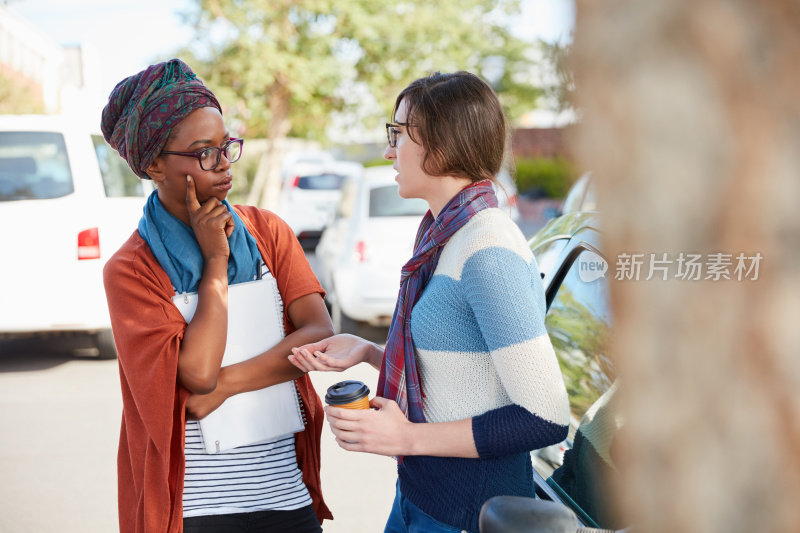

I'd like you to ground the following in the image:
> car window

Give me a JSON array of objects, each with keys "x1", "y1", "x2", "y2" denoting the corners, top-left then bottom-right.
[
  {"x1": 297, "y1": 173, "x2": 345, "y2": 190},
  {"x1": 546, "y1": 247, "x2": 613, "y2": 419},
  {"x1": 0, "y1": 131, "x2": 74, "y2": 201},
  {"x1": 369, "y1": 184, "x2": 428, "y2": 217},
  {"x1": 544, "y1": 246, "x2": 621, "y2": 529},
  {"x1": 581, "y1": 181, "x2": 596, "y2": 212},
  {"x1": 92, "y1": 135, "x2": 149, "y2": 198},
  {"x1": 531, "y1": 238, "x2": 569, "y2": 280},
  {"x1": 562, "y1": 173, "x2": 596, "y2": 214}
]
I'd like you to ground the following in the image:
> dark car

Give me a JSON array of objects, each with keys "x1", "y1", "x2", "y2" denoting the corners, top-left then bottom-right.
[{"x1": 480, "y1": 211, "x2": 628, "y2": 533}]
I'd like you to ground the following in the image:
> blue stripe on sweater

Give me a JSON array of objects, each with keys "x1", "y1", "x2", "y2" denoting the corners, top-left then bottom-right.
[{"x1": 411, "y1": 246, "x2": 547, "y2": 353}]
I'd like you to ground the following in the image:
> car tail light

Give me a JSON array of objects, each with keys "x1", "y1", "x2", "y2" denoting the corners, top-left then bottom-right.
[
  {"x1": 78, "y1": 227, "x2": 101, "y2": 260},
  {"x1": 352, "y1": 240, "x2": 368, "y2": 263},
  {"x1": 291, "y1": 175, "x2": 300, "y2": 187}
]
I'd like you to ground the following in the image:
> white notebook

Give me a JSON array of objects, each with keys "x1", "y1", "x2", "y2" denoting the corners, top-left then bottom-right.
[{"x1": 172, "y1": 273, "x2": 304, "y2": 454}]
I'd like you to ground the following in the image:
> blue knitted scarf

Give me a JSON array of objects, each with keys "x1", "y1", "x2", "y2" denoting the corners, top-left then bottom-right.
[{"x1": 137, "y1": 191, "x2": 261, "y2": 294}]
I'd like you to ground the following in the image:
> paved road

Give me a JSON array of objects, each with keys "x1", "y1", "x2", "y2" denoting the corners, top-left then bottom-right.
[
  {"x1": 0, "y1": 230, "x2": 557, "y2": 531},
  {"x1": 0, "y1": 336, "x2": 394, "y2": 533},
  {"x1": 0, "y1": 339, "x2": 120, "y2": 533}
]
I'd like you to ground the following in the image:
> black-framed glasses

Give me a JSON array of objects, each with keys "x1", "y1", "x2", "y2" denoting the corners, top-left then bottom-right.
[
  {"x1": 161, "y1": 138, "x2": 244, "y2": 171},
  {"x1": 386, "y1": 122, "x2": 412, "y2": 148}
]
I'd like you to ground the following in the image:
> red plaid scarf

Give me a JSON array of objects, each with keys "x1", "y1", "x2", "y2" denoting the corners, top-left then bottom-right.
[{"x1": 377, "y1": 180, "x2": 498, "y2": 423}]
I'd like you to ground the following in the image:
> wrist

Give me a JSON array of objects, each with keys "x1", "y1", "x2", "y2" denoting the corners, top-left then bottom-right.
[
  {"x1": 201, "y1": 257, "x2": 229, "y2": 288},
  {"x1": 365, "y1": 342, "x2": 384, "y2": 368},
  {"x1": 406, "y1": 421, "x2": 423, "y2": 456},
  {"x1": 204, "y1": 254, "x2": 229, "y2": 270},
  {"x1": 216, "y1": 366, "x2": 235, "y2": 398}
]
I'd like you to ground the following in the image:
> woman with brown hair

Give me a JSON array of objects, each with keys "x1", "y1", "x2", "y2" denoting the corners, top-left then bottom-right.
[{"x1": 290, "y1": 71, "x2": 570, "y2": 533}]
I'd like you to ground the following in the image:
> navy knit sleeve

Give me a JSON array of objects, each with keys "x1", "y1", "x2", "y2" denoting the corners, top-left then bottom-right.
[{"x1": 472, "y1": 405, "x2": 568, "y2": 458}]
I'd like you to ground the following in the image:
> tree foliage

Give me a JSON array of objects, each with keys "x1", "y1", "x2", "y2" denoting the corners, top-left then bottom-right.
[
  {"x1": 181, "y1": 0, "x2": 542, "y2": 135},
  {"x1": 177, "y1": 0, "x2": 546, "y2": 206},
  {"x1": 540, "y1": 40, "x2": 574, "y2": 113}
]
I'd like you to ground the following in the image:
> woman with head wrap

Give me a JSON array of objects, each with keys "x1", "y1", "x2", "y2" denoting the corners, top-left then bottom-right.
[{"x1": 101, "y1": 59, "x2": 333, "y2": 533}]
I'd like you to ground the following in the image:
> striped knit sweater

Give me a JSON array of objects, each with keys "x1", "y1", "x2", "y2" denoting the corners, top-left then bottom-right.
[{"x1": 399, "y1": 208, "x2": 570, "y2": 533}]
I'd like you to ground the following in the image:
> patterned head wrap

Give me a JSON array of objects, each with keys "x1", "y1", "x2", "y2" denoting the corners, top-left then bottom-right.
[{"x1": 100, "y1": 58, "x2": 221, "y2": 179}]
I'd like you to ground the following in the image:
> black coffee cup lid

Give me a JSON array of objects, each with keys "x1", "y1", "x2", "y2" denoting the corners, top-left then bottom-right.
[{"x1": 325, "y1": 380, "x2": 370, "y2": 405}]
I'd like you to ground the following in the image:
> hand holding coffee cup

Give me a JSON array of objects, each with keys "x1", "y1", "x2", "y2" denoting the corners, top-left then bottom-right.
[{"x1": 324, "y1": 392, "x2": 413, "y2": 456}]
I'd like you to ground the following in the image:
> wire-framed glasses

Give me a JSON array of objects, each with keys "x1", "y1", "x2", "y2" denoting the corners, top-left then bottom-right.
[
  {"x1": 386, "y1": 122, "x2": 412, "y2": 148},
  {"x1": 161, "y1": 138, "x2": 244, "y2": 171}
]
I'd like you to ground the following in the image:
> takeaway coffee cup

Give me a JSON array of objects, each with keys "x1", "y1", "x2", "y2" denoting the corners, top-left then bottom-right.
[{"x1": 325, "y1": 380, "x2": 370, "y2": 410}]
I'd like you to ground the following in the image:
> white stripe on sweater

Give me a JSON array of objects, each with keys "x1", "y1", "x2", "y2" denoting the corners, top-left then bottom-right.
[
  {"x1": 416, "y1": 335, "x2": 568, "y2": 426},
  {"x1": 434, "y1": 208, "x2": 535, "y2": 282}
]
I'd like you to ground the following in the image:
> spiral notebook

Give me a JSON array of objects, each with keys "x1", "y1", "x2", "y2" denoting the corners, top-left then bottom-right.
[{"x1": 172, "y1": 271, "x2": 304, "y2": 454}]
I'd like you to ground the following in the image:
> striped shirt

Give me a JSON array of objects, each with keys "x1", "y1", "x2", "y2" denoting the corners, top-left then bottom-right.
[
  {"x1": 181, "y1": 264, "x2": 311, "y2": 517},
  {"x1": 182, "y1": 422, "x2": 311, "y2": 517}
]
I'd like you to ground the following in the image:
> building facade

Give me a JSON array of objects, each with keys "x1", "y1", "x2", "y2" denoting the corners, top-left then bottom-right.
[{"x1": 0, "y1": 4, "x2": 63, "y2": 113}]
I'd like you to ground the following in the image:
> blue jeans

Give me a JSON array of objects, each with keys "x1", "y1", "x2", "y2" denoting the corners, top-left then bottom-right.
[{"x1": 384, "y1": 482, "x2": 468, "y2": 533}]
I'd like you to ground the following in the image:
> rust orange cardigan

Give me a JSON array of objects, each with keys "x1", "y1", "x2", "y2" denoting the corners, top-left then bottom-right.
[{"x1": 104, "y1": 205, "x2": 332, "y2": 533}]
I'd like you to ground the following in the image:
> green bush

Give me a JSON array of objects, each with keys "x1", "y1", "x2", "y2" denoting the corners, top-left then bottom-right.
[
  {"x1": 513, "y1": 157, "x2": 576, "y2": 199},
  {"x1": 362, "y1": 158, "x2": 393, "y2": 168}
]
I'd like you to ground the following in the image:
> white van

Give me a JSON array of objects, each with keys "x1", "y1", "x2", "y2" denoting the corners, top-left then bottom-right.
[{"x1": 0, "y1": 115, "x2": 151, "y2": 358}]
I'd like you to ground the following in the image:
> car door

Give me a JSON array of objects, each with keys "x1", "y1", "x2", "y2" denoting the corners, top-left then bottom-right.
[{"x1": 531, "y1": 225, "x2": 623, "y2": 530}]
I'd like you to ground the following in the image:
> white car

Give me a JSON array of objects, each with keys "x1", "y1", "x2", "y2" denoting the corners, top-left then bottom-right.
[
  {"x1": 0, "y1": 115, "x2": 151, "y2": 358},
  {"x1": 495, "y1": 168, "x2": 521, "y2": 221},
  {"x1": 315, "y1": 165, "x2": 429, "y2": 333},
  {"x1": 561, "y1": 172, "x2": 596, "y2": 215},
  {"x1": 277, "y1": 159, "x2": 363, "y2": 243},
  {"x1": 279, "y1": 150, "x2": 336, "y2": 183}
]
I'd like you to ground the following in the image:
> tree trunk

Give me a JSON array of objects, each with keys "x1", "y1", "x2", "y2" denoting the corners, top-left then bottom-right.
[
  {"x1": 246, "y1": 83, "x2": 291, "y2": 211},
  {"x1": 572, "y1": 1, "x2": 800, "y2": 531},
  {"x1": 258, "y1": 135, "x2": 286, "y2": 212},
  {"x1": 246, "y1": 149, "x2": 270, "y2": 207}
]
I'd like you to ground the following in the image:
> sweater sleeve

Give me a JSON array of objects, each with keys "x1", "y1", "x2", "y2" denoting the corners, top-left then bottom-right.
[
  {"x1": 461, "y1": 245, "x2": 570, "y2": 458},
  {"x1": 103, "y1": 234, "x2": 190, "y2": 532},
  {"x1": 104, "y1": 236, "x2": 190, "y2": 454}
]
